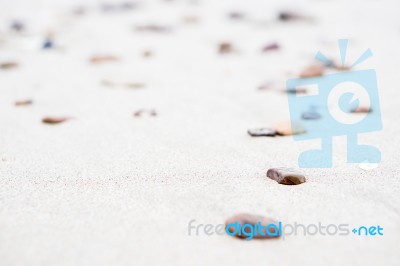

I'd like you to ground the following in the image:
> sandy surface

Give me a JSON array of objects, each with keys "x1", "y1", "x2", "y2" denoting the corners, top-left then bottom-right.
[{"x1": 1, "y1": 0, "x2": 400, "y2": 265}]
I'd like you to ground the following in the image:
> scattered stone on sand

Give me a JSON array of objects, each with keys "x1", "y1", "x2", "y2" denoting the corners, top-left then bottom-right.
[
  {"x1": 351, "y1": 106, "x2": 371, "y2": 113},
  {"x1": 135, "y1": 25, "x2": 170, "y2": 32},
  {"x1": 218, "y1": 42, "x2": 233, "y2": 54},
  {"x1": 275, "y1": 121, "x2": 306, "y2": 136},
  {"x1": 228, "y1": 12, "x2": 245, "y2": 20},
  {"x1": 247, "y1": 128, "x2": 276, "y2": 137},
  {"x1": 262, "y1": 43, "x2": 280, "y2": 52},
  {"x1": 42, "y1": 38, "x2": 54, "y2": 49},
  {"x1": 102, "y1": 79, "x2": 145, "y2": 89},
  {"x1": 0, "y1": 62, "x2": 18, "y2": 70},
  {"x1": 285, "y1": 87, "x2": 307, "y2": 94},
  {"x1": 42, "y1": 117, "x2": 70, "y2": 124},
  {"x1": 142, "y1": 50, "x2": 153, "y2": 58},
  {"x1": 182, "y1": 15, "x2": 199, "y2": 24},
  {"x1": 90, "y1": 55, "x2": 119, "y2": 64},
  {"x1": 225, "y1": 213, "x2": 280, "y2": 239},
  {"x1": 301, "y1": 111, "x2": 321, "y2": 120},
  {"x1": 278, "y1": 11, "x2": 310, "y2": 22},
  {"x1": 299, "y1": 64, "x2": 324, "y2": 78},
  {"x1": 133, "y1": 109, "x2": 157, "y2": 117},
  {"x1": 15, "y1": 100, "x2": 33, "y2": 106},
  {"x1": 10, "y1": 20, "x2": 25, "y2": 32},
  {"x1": 267, "y1": 167, "x2": 306, "y2": 185}
]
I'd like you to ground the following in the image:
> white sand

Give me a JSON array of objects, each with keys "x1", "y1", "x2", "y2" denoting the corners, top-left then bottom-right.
[{"x1": 1, "y1": 0, "x2": 400, "y2": 265}]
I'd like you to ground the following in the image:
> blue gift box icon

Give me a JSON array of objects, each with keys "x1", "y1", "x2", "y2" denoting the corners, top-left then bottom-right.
[{"x1": 286, "y1": 40, "x2": 382, "y2": 168}]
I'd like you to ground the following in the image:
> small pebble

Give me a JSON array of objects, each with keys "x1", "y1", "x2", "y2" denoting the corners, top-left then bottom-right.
[
  {"x1": 351, "y1": 106, "x2": 371, "y2": 113},
  {"x1": 90, "y1": 55, "x2": 119, "y2": 64},
  {"x1": 278, "y1": 11, "x2": 308, "y2": 22},
  {"x1": 15, "y1": 100, "x2": 33, "y2": 106},
  {"x1": 262, "y1": 43, "x2": 280, "y2": 52},
  {"x1": 229, "y1": 12, "x2": 245, "y2": 20},
  {"x1": 0, "y1": 62, "x2": 18, "y2": 70},
  {"x1": 133, "y1": 109, "x2": 157, "y2": 117},
  {"x1": 247, "y1": 128, "x2": 276, "y2": 137},
  {"x1": 42, "y1": 117, "x2": 70, "y2": 124},
  {"x1": 301, "y1": 111, "x2": 321, "y2": 120},
  {"x1": 219, "y1": 42, "x2": 233, "y2": 54},
  {"x1": 275, "y1": 121, "x2": 306, "y2": 136},
  {"x1": 142, "y1": 50, "x2": 153, "y2": 58},
  {"x1": 135, "y1": 25, "x2": 170, "y2": 32},
  {"x1": 225, "y1": 213, "x2": 280, "y2": 239},
  {"x1": 42, "y1": 39, "x2": 54, "y2": 49},
  {"x1": 182, "y1": 15, "x2": 199, "y2": 24},
  {"x1": 299, "y1": 64, "x2": 324, "y2": 78},
  {"x1": 267, "y1": 167, "x2": 306, "y2": 185},
  {"x1": 10, "y1": 21, "x2": 25, "y2": 32},
  {"x1": 285, "y1": 87, "x2": 307, "y2": 94}
]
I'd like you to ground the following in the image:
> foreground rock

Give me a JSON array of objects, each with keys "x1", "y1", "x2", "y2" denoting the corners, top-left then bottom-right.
[
  {"x1": 225, "y1": 213, "x2": 281, "y2": 240},
  {"x1": 267, "y1": 167, "x2": 306, "y2": 185}
]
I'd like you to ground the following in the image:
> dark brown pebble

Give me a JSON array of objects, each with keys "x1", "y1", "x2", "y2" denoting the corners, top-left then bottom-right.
[
  {"x1": 42, "y1": 117, "x2": 70, "y2": 124},
  {"x1": 15, "y1": 100, "x2": 33, "y2": 106},
  {"x1": 248, "y1": 128, "x2": 276, "y2": 137},
  {"x1": 267, "y1": 167, "x2": 306, "y2": 185},
  {"x1": 225, "y1": 213, "x2": 280, "y2": 239}
]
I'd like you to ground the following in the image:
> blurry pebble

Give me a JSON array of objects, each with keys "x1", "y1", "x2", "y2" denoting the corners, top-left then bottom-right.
[
  {"x1": 285, "y1": 87, "x2": 307, "y2": 94},
  {"x1": 229, "y1": 12, "x2": 245, "y2": 20},
  {"x1": 142, "y1": 50, "x2": 153, "y2": 58},
  {"x1": 15, "y1": 100, "x2": 33, "y2": 106},
  {"x1": 247, "y1": 128, "x2": 276, "y2": 137},
  {"x1": 301, "y1": 111, "x2": 321, "y2": 120},
  {"x1": 42, "y1": 39, "x2": 54, "y2": 49},
  {"x1": 10, "y1": 20, "x2": 25, "y2": 32},
  {"x1": 219, "y1": 42, "x2": 233, "y2": 54},
  {"x1": 262, "y1": 43, "x2": 280, "y2": 52},
  {"x1": 133, "y1": 109, "x2": 157, "y2": 117},
  {"x1": 267, "y1": 167, "x2": 306, "y2": 185},
  {"x1": 42, "y1": 117, "x2": 70, "y2": 124},
  {"x1": 135, "y1": 25, "x2": 170, "y2": 32},
  {"x1": 102, "y1": 79, "x2": 145, "y2": 89},
  {"x1": 275, "y1": 121, "x2": 305, "y2": 136},
  {"x1": 182, "y1": 15, "x2": 199, "y2": 24},
  {"x1": 351, "y1": 106, "x2": 371, "y2": 113},
  {"x1": 278, "y1": 11, "x2": 309, "y2": 22},
  {"x1": 90, "y1": 55, "x2": 119, "y2": 64},
  {"x1": 0, "y1": 62, "x2": 18, "y2": 70},
  {"x1": 225, "y1": 213, "x2": 280, "y2": 239},
  {"x1": 124, "y1": 83, "x2": 145, "y2": 89},
  {"x1": 299, "y1": 64, "x2": 324, "y2": 78}
]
